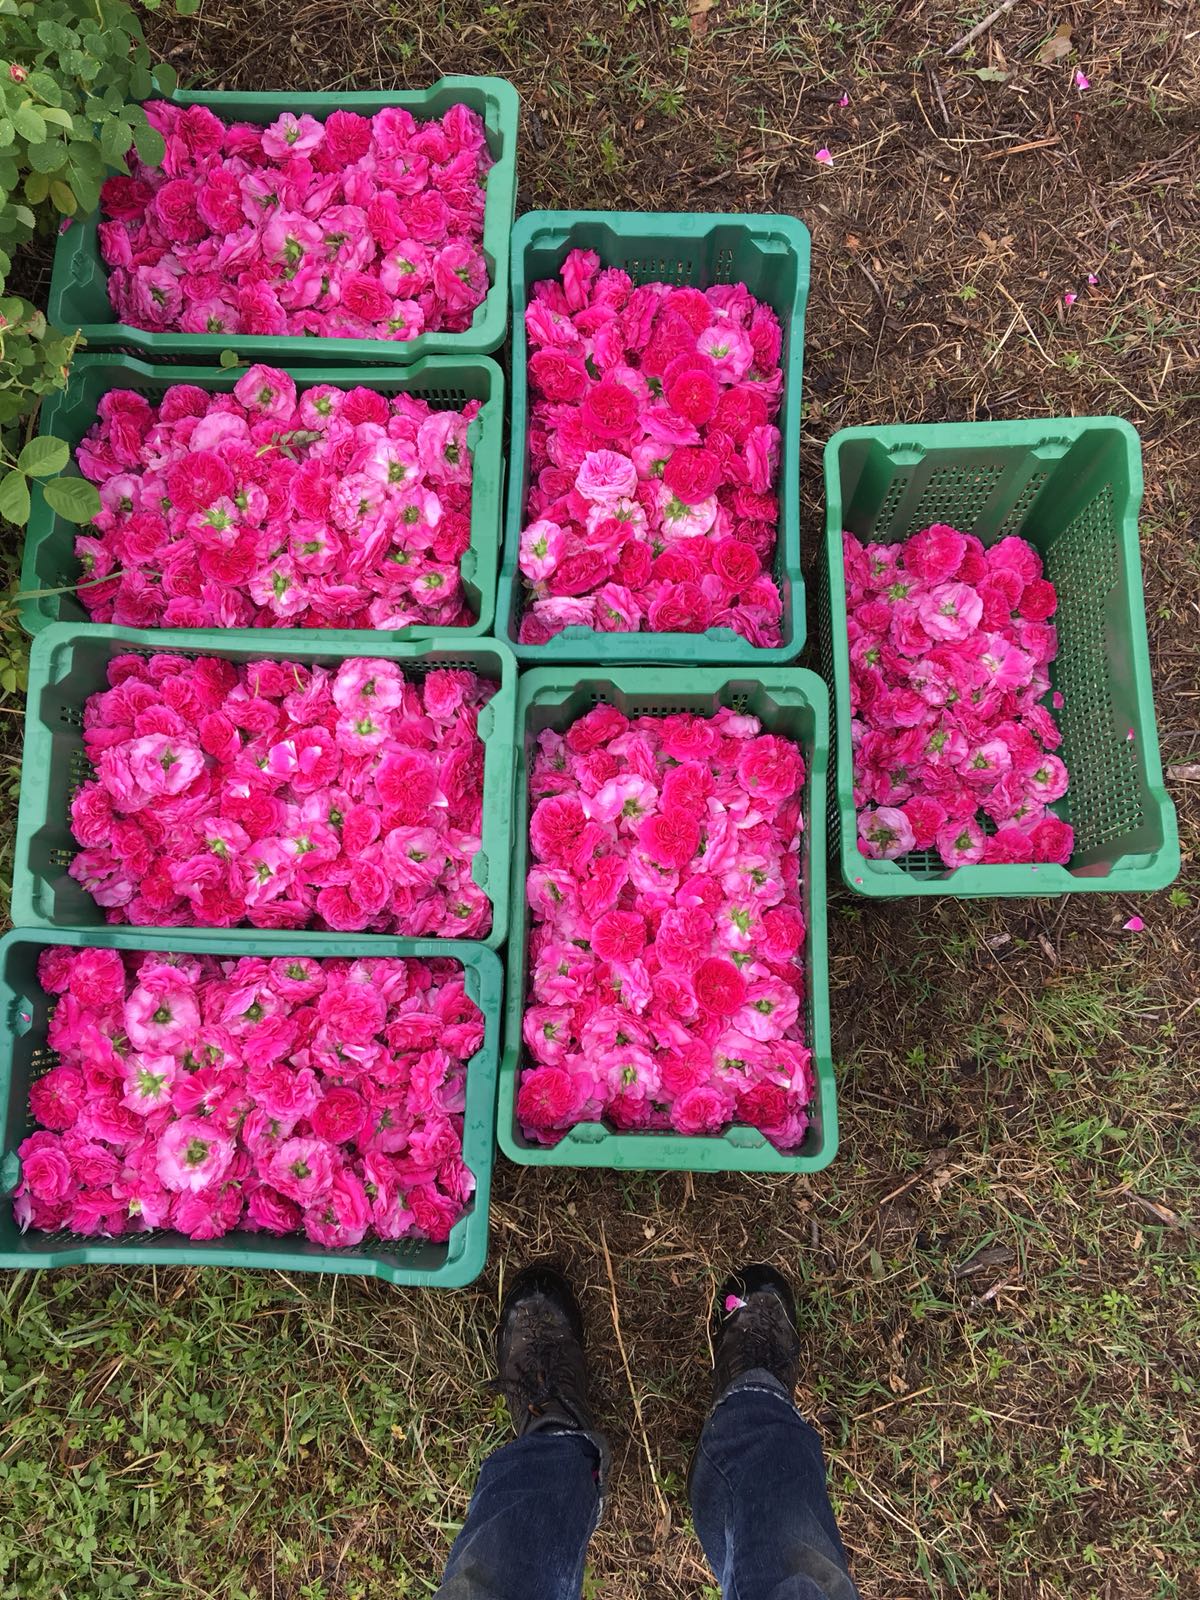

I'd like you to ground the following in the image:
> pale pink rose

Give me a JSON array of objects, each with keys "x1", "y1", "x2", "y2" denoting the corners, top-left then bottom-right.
[
  {"x1": 575, "y1": 450, "x2": 638, "y2": 503},
  {"x1": 519, "y1": 519, "x2": 566, "y2": 581},
  {"x1": 156, "y1": 1116, "x2": 235, "y2": 1193}
]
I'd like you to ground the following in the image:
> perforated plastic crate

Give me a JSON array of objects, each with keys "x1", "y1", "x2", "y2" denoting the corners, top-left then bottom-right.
[
  {"x1": 0, "y1": 929, "x2": 501, "y2": 1285},
  {"x1": 822, "y1": 420, "x2": 1179, "y2": 896},
  {"x1": 495, "y1": 210, "x2": 810, "y2": 665},
  {"x1": 46, "y1": 78, "x2": 518, "y2": 362},
  {"x1": 20, "y1": 354, "x2": 505, "y2": 638},
  {"x1": 498, "y1": 666, "x2": 837, "y2": 1172},
  {"x1": 12, "y1": 625, "x2": 517, "y2": 947}
]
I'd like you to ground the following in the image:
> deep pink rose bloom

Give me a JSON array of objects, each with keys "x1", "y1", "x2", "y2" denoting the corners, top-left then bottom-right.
[
  {"x1": 903, "y1": 523, "x2": 966, "y2": 584},
  {"x1": 516, "y1": 1067, "x2": 578, "y2": 1131},
  {"x1": 17, "y1": 1133, "x2": 74, "y2": 1203},
  {"x1": 1031, "y1": 815, "x2": 1074, "y2": 864}
]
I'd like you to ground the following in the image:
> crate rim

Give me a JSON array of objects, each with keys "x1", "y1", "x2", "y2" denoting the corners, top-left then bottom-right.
[
  {"x1": 46, "y1": 75, "x2": 519, "y2": 362},
  {"x1": 822, "y1": 415, "x2": 1180, "y2": 897},
  {"x1": 0, "y1": 928, "x2": 503, "y2": 1286},
  {"x1": 12, "y1": 624, "x2": 517, "y2": 950},
  {"x1": 19, "y1": 350, "x2": 507, "y2": 641},
  {"x1": 498, "y1": 662, "x2": 838, "y2": 1174},
  {"x1": 496, "y1": 208, "x2": 811, "y2": 666}
]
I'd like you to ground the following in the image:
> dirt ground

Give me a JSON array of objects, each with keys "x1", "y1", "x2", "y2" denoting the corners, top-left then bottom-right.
[{"x1": 3, "y1": 2, "x2": 1198, "y2": 1597}]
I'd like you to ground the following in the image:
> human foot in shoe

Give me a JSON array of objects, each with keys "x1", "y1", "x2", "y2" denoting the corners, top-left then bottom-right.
[
  {"x1": 710, "y1": 1263, "x2": 801, "y2": 1404},
  {"x1": 494, "y1": 1265, "x2": 596, "y2": 1438}
]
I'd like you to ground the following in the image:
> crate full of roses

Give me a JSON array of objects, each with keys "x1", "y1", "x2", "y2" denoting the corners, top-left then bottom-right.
[
  {"x1": 11, "y1": 626, "x2": 517, "y2": 949},
  {"x1": 20, "y1": 356, "x2": 505, "y2": 639},
  {"x1": 0, "y1": 930, "x2": 502, "y2": 1286},
  {"x1": 47, "y1": 79, "x2": 519, "y2": 362},
  {"x1": 497, "y1": 666, "x2": 837, "y2": 1173},
  {"x1": 496, "y1": 211, "x2": 811, "y2": 664},
  {"x1": 822, "y1": 419, "x2": 1179, "y2": 898}
]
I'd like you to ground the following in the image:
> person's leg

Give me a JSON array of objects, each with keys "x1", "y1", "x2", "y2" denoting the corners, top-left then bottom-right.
[
  {"x1": 436, "y1": 1429, "x2": 602, "y2": 1600},
  {"x1": 689, "y1": 1266, "x2": 860, "y2": 1600},
  {"x1": 435, "y1": 1266, "x2": 610, "y2": 1600}
]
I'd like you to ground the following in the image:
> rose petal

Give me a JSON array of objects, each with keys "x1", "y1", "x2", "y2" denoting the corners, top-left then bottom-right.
[
  {"x1": 724, "y1": 1293, "x2": 747, "y2": 1312},
  {"x1": 814, "y1": 148, "x2": 834, "y2": 166},
  {"x1": 1123, "y1": 915, "x2": 1145, "y2": 932}
]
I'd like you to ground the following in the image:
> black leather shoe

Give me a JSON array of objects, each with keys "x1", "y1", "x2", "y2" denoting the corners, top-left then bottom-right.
[
  {"x1": 494, "y1": 1265, "x2": 595, "y2": 1438},
  {"x1": 710, "y1": 1263, "x2": 801, "y2": 1404}
]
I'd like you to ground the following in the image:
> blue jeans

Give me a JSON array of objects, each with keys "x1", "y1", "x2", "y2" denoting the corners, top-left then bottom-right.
[{"x1": 435, "y1": 1372, "x2": 860, "y2": 1600}]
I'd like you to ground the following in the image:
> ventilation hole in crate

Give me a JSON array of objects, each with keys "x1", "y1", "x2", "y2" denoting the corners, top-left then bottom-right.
[
  {"x1": 1049, "y1": 485, "x2": 1144, "y2": 852},
  {"x1": 586, "y1": 692, "x2": 694, "y2": 715},
  {"x1": 49, "y1": 849, "x2": 75, "y2": 867},
  {"x1": 997, "y1": 471, "x2": 1047, "y2": 536},
  {"x1": 715, "y1": 247, "x2": 735, "y2": 283},
  {"x1": 623, "y1": 256, "x2": 695, "y2": 287},
  {"x1": 905, "y1": 464, "x2": 1004, "y2": 536},
  {"x1": 871, "y1": 475, "x2": 909, "y2": 539},
  {"x1": 60, "y1": 706, "x2": 83, "y2": 728}
]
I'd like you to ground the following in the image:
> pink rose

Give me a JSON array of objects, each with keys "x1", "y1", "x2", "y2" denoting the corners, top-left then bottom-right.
[
  {"x1": 670, "y1": 1084, "x2": 732, "y2": 1135},
  {"x1": 17, "y1": 1133, "x2": 74, "y2": 1203},
  {"x1": 156, "y1": 1116, "x2": 235, "y2": 1193}
]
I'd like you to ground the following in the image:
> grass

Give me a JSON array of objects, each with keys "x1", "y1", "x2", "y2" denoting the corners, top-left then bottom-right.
[{"x1": 1, "y1": 0, "x2": 1199, "y2": 1595}]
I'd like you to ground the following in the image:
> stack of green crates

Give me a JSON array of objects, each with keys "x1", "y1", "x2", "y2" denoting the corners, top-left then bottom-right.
[{"x1": 2, "y1": 80, "x2": 521, "y2": 1287}]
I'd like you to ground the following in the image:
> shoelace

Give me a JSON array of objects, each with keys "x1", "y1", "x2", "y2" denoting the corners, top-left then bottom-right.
[{"x1": 726, "y1": 1295, "x2": 795, "y2": 1376}]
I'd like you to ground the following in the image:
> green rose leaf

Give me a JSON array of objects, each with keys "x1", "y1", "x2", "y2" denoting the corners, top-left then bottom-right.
[
  {"x1": 153, "y1": 62, "x2": 178, "y2": 96},
  {"x1": 100, "y1": 117, "x2": 134, "y2": 167},
  {"x1": 17, "y1": 436, "x2": 70, "y2": 478},
  {"x1": 36, "y1": 20, "x2": 76, "y2": 50},
  {"x1": 12, "y1": 103, "x2": 46, "y2": 143},
  {"x1": 28, "y1": 136, "x2": 67, "y2": 174},
  {"x1": 70, "y1": 166, "x2": 100, "y2": 215},
  {"x1": 43, "y1": 474, "x2": 101, "y2": 523},
  {"x1": 132, "y1": 122, "x2": 165, "y2": 167},
  {"x1": 0, "y1": 468, "x2": 31, "y2": 526},
  {"x1": 26, "y1": 71, "x2": 62, "y2": 107}
]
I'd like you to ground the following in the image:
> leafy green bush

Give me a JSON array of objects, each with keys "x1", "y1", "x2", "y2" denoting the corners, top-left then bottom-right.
[{"x1": 0, "y1": 0, "x2": 189, "y2": 533}]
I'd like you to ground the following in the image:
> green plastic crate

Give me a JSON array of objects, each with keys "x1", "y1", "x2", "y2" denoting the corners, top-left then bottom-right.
[
  {"x1": 498, "y1": 666, "x2": 836, "y2": 1173},
  {"x1": 0, "y1": 928, "x2": 501, "y2": 1286},
  {"x1": 822, "y1": 419, "x2": 1180, "y2": 897},
  {"x1": 495, "y1": 211, "x2": 810, "y2": 665},
  {"x1": 46, "y1": 78, "x2": 519, "y2": 362},
  {"x1": 19, "y1": 353, "x2": 505, "y2": 639},
  {"x1": 12, "y1": 625, "x2": 517, "y2": 948}
]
